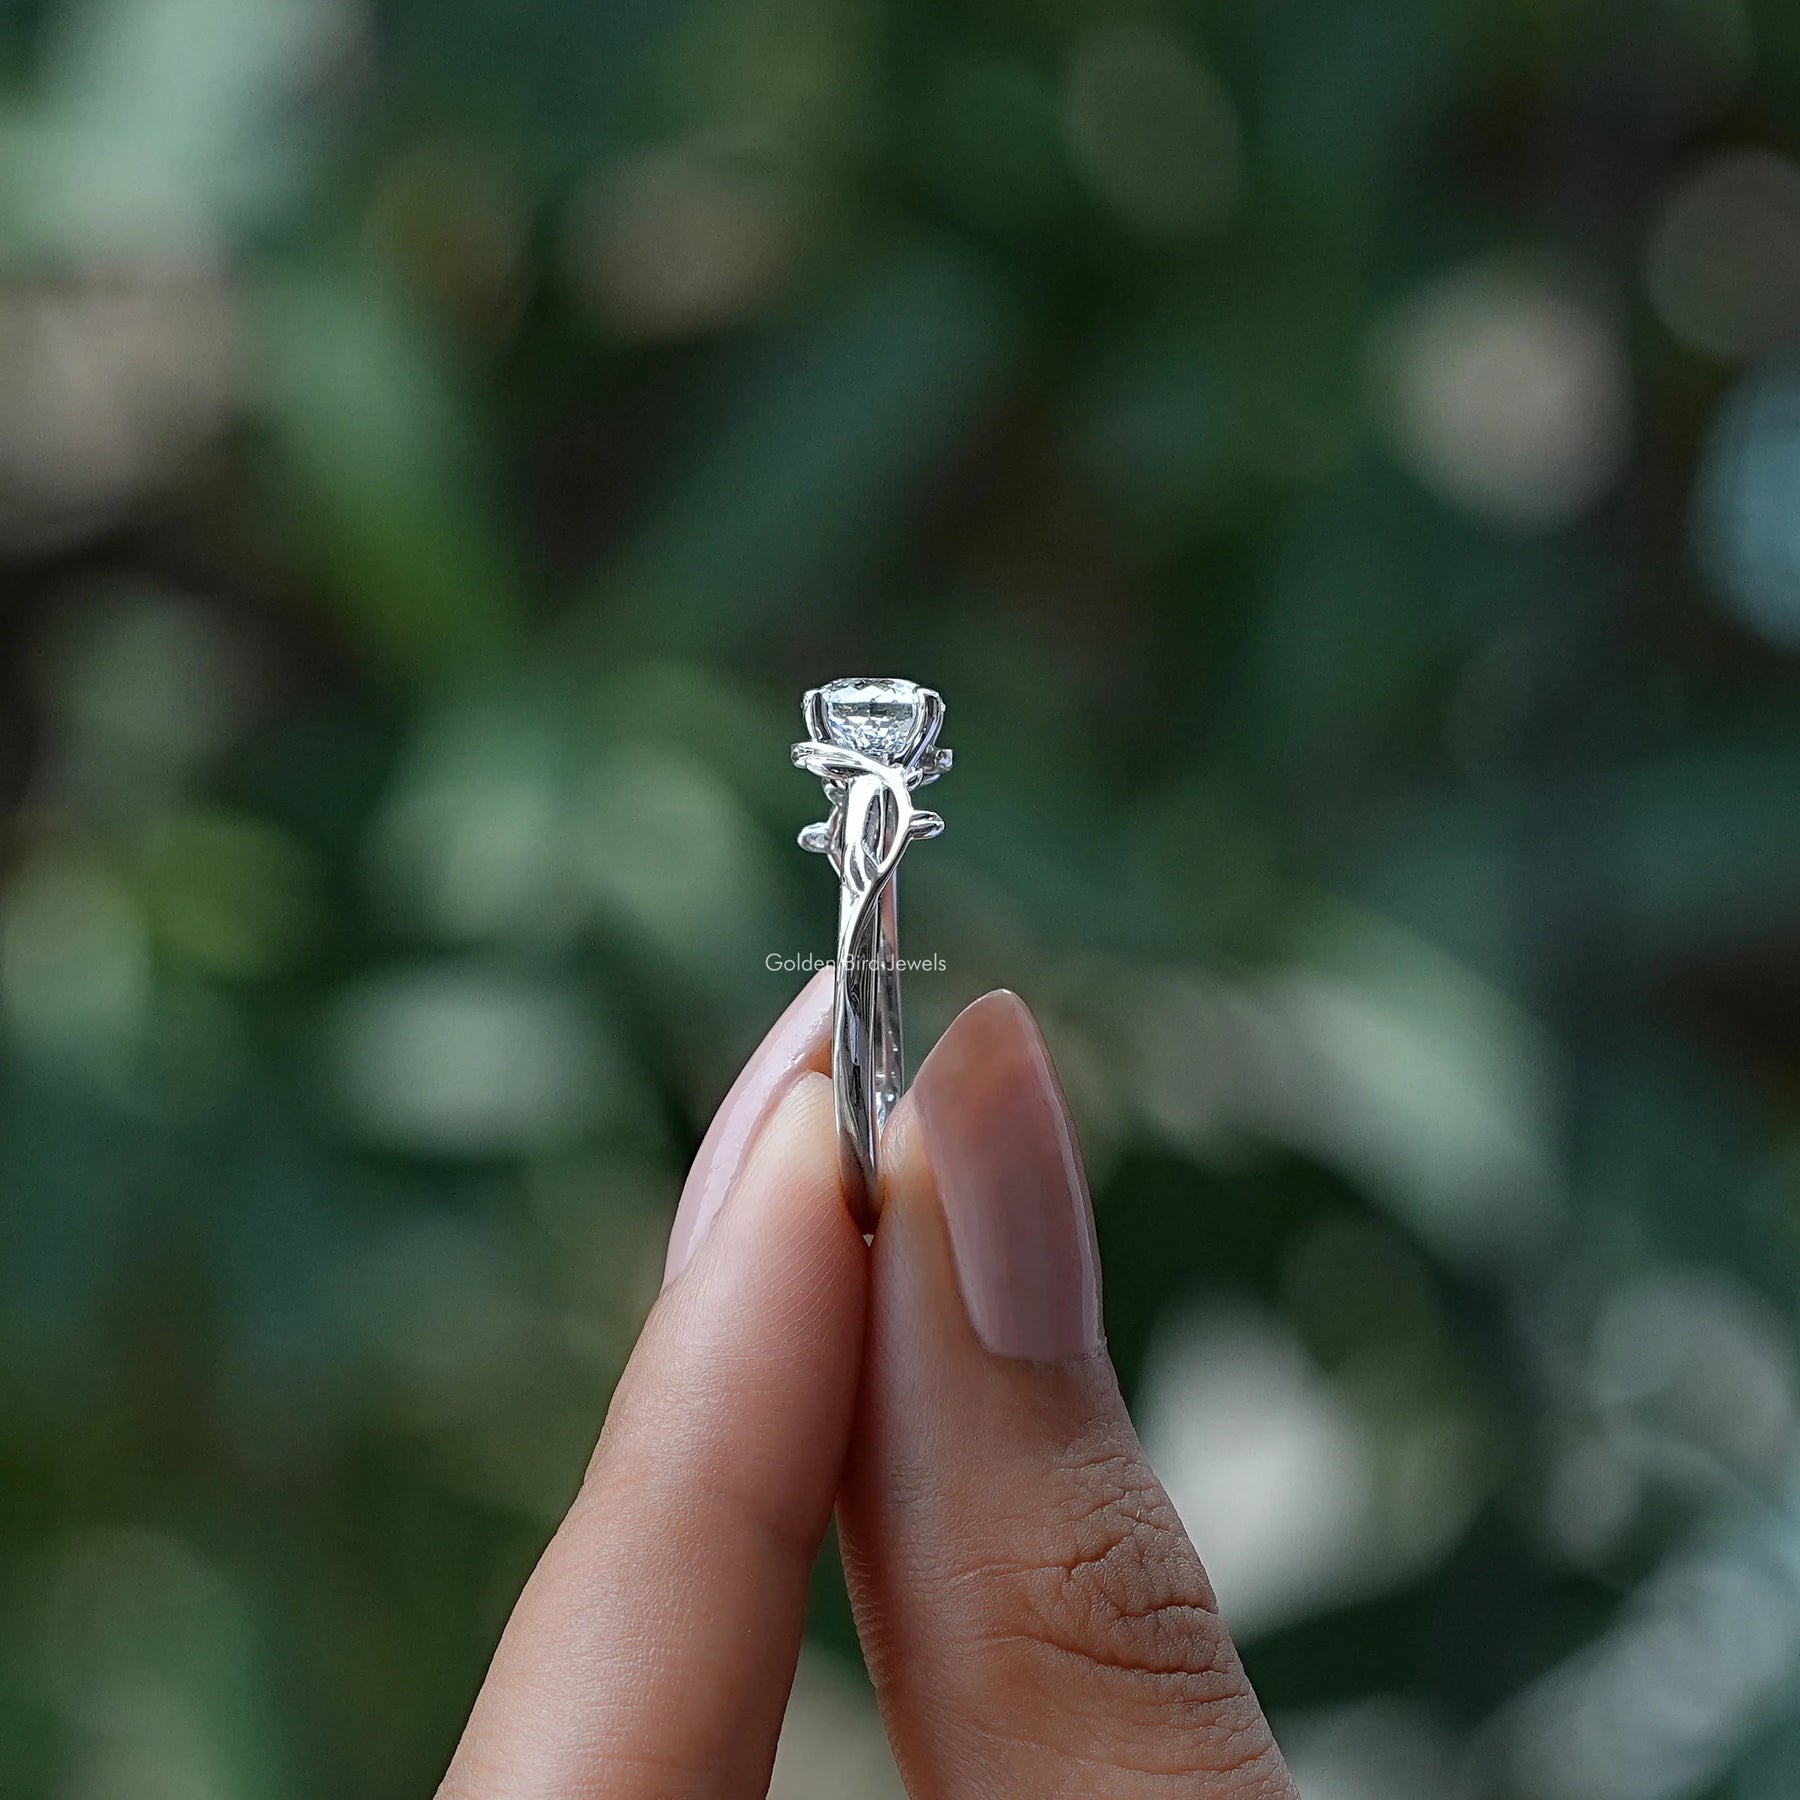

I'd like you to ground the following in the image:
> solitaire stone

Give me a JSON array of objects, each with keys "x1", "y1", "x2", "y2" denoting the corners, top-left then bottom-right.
[{"x1": 819, "y1": 678, "x2": 927, "y2": 764}]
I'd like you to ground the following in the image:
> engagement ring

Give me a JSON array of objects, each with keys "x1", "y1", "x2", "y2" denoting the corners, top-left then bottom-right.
[{"x1": 793, "y1": 678, "x2": 950, "y2": 1228}]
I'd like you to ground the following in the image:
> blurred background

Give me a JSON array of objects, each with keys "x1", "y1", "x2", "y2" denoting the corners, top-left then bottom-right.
[{"x1": 3, "y1": 0, "x2": 1800, "y2": 1794}]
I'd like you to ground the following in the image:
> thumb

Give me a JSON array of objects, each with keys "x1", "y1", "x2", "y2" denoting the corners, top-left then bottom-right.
[{"x1": 839, "y1": 991, "x2": 1295, "y2": 1800}]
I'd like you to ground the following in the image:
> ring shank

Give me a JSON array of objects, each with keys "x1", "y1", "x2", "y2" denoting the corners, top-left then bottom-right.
[{"x1": 833, "y1": 808, "x2": 904, "y2": 1231}]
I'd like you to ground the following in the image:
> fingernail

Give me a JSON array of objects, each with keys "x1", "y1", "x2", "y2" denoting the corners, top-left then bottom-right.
[
  {"x1": 909, "y1": 991, "x2": 1102, "y2": 1361},
  {"x1": 664, "y1": 967, "x2": 834, "y2": 1285}
]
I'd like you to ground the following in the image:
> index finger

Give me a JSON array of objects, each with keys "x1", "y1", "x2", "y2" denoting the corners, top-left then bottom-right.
[{"x1": 440, "y1": 973, "x2": 863, "y2": 1800}]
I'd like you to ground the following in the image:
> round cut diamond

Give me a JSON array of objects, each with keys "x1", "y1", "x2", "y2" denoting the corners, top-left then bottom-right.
[{"x1": 819, "y1": 678, "x2": 925, "y2": 763}]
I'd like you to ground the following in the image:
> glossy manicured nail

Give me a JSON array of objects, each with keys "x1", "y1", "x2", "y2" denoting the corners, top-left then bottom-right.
[
  {"x1": 908, "y1": 991, "x2": 1102, "y2": 1360},
  {"x1": 664, "y1": 967, "x2": 834, "y2": 1285}
]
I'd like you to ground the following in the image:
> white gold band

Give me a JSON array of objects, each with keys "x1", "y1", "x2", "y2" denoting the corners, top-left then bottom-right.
[{"x1": 793, "y1": 679, "x2": 949, "y2": 1227}]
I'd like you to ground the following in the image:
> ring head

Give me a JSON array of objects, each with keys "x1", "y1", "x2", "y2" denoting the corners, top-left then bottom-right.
[{"x1": 811, "y1": 677, "x2": 935, "y2": 766}]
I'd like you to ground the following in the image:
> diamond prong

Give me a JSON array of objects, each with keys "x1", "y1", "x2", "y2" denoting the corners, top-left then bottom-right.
[{"x1": 910, "y1": 688, "x2": 945, "y2": 765}]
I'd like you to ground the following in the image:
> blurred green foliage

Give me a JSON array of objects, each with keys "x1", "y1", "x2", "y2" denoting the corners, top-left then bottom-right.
[{"x1": 4, "y1": 0, "x2": 1800, "y2": 1795}]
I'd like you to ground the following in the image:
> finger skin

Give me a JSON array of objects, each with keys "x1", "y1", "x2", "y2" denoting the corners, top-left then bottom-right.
[
  {"x1": 441, "y1": 1068, "x2": 864, "y2": 1800},
  {"x1": 666, "y1": 966, "x2": 834, "y2": 1284},
  {"x1": 838, "y1": 992, "x2": 1295, "y2": 1800}
]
